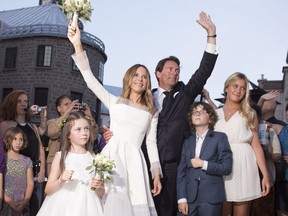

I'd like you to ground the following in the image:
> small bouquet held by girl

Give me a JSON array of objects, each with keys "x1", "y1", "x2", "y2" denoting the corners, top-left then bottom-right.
[
  {"x1": 86, "y1": 154, "x2": 116, "y2": 190},
  {"x1": 59, "y1": 0, "x2": 93, "y2": 27}
]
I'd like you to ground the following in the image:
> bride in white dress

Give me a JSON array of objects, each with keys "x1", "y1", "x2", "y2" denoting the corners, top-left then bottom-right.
[{"x1": 68, "y1": 23, "x2": 162, "y2": 216}]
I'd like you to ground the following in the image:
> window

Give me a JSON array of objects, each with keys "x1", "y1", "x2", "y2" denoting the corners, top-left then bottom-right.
[
  {"x1": 99, "y1": 61, "x2": 104, "y2": 82},
  {"x1": 72, "y1": 60, "x2": 80, "y2": 72},
  {"x1": 4, "y1": 47, "x2": 17, "y2": 69},
  {"x1": 70, "y1": 91, "x2": 83, "y2": 102},
  {"x1": 2, "y1": 88, "x2": 13, "y2": 100},
  {"x1": 34, "y1": 88, "x2": 48, "y2": 106},
  {"x1": 36, "y1": 45, "x2": 52, "y2": 67}
]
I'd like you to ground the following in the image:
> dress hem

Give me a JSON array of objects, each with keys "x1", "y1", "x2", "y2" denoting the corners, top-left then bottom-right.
[{"x1": 226, "y1": 194, "x2": 262, "y2": 202}]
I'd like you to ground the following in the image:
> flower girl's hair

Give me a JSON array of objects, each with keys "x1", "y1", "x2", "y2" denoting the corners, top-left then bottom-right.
[{"x1": 59, "y1": 111, "x2": 94, "y2": 173}]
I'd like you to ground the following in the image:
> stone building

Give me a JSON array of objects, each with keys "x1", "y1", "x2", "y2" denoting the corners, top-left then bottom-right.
[
  {"x1": 0, "y1": 2, "x2": 107, "y2": 123},
  {"x1": 100, "y1": 85, "x2": 122, "y2": 126},
  {"x1": 257, "y1": 65, "x2": 288, "y2": 122}
]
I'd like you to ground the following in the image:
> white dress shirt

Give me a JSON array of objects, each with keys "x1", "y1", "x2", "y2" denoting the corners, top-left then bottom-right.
[
  {"x1": 153, "y1": 87, "x2": 169, "y2": 112},
  {"x1": 178, "y1": 129, "x2": 209, "y2": 204},
  {"x1": 196, "y1": 130, "x2": 208, "y2": 170}
]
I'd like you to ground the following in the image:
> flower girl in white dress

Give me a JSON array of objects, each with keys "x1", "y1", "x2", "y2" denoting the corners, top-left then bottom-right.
[{"x1": 37, "y1": 111, "x2": 104, "y2": 216}]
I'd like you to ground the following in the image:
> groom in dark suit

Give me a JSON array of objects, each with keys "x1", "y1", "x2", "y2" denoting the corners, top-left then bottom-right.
[
  {"x1": 152, "y1": 11, "x2": 218, "y2": 216},
  {"x1": 103, "y1": 11, "x2": 219, "y2": 216}
]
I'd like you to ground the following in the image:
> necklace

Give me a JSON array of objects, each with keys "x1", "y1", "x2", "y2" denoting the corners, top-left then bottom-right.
[{"x1": 224, "y1": 107, "x2": 238, "y2": 115}]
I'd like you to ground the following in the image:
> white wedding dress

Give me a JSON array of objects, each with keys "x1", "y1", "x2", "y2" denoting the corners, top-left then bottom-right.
[
  {"x1": 37, "y1": 152, "x2": 104, "y2": 216},
  {"x1": 73, "y1": 52, "x2": 161, "y2": 216},
  {"x1": 215, "y1": 108, "x2": 261, "y2": 202}
]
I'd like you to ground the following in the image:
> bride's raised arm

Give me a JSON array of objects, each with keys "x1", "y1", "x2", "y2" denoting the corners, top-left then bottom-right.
[{"x1": 68, "y1": 22, "x2": 117, "y2": 109}]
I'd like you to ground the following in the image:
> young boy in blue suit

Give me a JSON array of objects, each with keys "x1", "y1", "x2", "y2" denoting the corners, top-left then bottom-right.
[{"x1": 177, "y1": 102, "x2": 232, "y2": 216}]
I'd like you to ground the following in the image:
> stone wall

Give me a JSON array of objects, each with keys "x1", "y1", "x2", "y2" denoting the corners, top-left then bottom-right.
[{"x1": 0, "y1": 35, "x2": 106, "y2": 120}]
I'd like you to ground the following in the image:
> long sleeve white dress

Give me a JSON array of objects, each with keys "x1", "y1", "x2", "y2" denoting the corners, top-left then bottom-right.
[{"x1": 72, "y1": 51, "x2": 162, "y2": 216}]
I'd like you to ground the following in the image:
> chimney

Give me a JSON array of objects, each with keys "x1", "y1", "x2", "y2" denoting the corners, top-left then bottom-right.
[
  {"x1": 39, "y1": 0, "x2": 52, "y2": 5},
  {"x1": 39, "y1": 0, "x2": 61, "y2": 5}
]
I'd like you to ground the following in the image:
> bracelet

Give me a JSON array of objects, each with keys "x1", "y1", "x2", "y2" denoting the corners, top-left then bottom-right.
[{"x1": 207, "y1": 34, "x2": 217, "y2": 38}]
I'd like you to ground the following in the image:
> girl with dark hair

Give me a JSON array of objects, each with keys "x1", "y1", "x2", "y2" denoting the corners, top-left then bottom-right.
[
  {"x1": 46, "y1": 95, "x2": 97, "y2": 175},
  {"x1": 37, "y1": 111, "x2": 104, "y2": 216}
]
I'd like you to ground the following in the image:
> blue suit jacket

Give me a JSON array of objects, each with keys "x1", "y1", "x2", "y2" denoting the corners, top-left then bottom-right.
[{"x1": 177, "y1": 129, "x2": 232, "y2": 204}]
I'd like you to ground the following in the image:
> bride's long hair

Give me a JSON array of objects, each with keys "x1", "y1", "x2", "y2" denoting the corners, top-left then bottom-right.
[{"x1": 121, "y1": 64, "x2": 156, "y2": 114}]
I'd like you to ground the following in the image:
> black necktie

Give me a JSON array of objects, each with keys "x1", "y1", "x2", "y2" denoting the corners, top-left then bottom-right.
[{"x1": 162, "y1": 91, "x2": 169, "y2": 109}]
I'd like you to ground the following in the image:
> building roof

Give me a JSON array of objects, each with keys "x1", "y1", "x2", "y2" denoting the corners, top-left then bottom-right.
[
  {"x1": 0, "y1": 4, "x2": 105, "y2": 53},
  {"x1": 101, "y1": 85, "x2": 122, "y2": 114},
  {"x1": 258, "y1": 80, "x2": 283, "y2": 91},
  {"x1": 0, "y1": 5, "x2": 67, "y2": 27},
  {"x1": 104, "y1": 85, "x2": 123, "y2": 96}
]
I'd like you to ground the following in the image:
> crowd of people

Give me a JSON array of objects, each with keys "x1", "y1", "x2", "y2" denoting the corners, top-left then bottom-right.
[{"x1": 0, "y1": 10, "x2": 287, "y2": 216}]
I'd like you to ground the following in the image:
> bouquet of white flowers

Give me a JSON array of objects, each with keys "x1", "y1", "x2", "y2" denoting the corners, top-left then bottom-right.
[
  {"x1": 59, "y1": 0, "x2": 93, "y2": 27},
  {"x1": 86, "y1": 154, "x2": 115, "y2": 190}
]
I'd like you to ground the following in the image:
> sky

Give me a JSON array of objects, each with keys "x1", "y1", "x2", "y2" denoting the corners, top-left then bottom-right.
[{"x1": 2, "y1": 0, "x2": 288, "y2": 106}]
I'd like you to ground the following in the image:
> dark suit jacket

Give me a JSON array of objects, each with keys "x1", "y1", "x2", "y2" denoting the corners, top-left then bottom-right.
[
  {"x1": 177, "y1": 130, "x2": 232, "y2": 204},
  {"x1": 145, "y1": 51, "x2": 218, "y2": 216},
  {"x1": 156, "y1": 52, "x2": 218, "y2": 164}
]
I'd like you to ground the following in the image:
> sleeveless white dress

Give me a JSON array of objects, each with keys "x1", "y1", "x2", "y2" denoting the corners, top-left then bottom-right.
[
  {"x1": 37, "y1": 152, "x2": 104, "y2": 216},
  {"x1": 72, "y1": 52, "x2": 161, "y2": 216},
  {"x1": 214, "y1": 108, "x2": 261, "y2": 202}
]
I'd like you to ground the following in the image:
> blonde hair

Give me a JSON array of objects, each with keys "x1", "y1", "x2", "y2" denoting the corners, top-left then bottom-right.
[
  {"x1": 121, "y1": 64, "x2": 156, "y2": 114},
  {"x1": 224, "y1": 72, "x2": 255, "y2": 130}
]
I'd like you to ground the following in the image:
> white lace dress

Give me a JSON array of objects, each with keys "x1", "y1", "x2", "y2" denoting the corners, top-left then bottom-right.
[
  {"x1": 37, "y1": 152, "x2": 104, "y2": 216},
  {"x1": 72, "y1": 52, "x2": 162, "y2": 216},
  {"x1": 214, "y1": 108, "x2": 261, "y2": 202}
]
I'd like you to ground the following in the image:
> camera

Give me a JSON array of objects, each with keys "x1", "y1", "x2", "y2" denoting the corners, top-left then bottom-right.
[
  {"x1": 78, "y1": 102, "x2": 86, "y2": 111},
  {"x1": 33, "y1": 160, "x2": 41, "y2": 176},
  {"x1": 37, "y1": 106, "x2": 46, "y2": 113}
]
